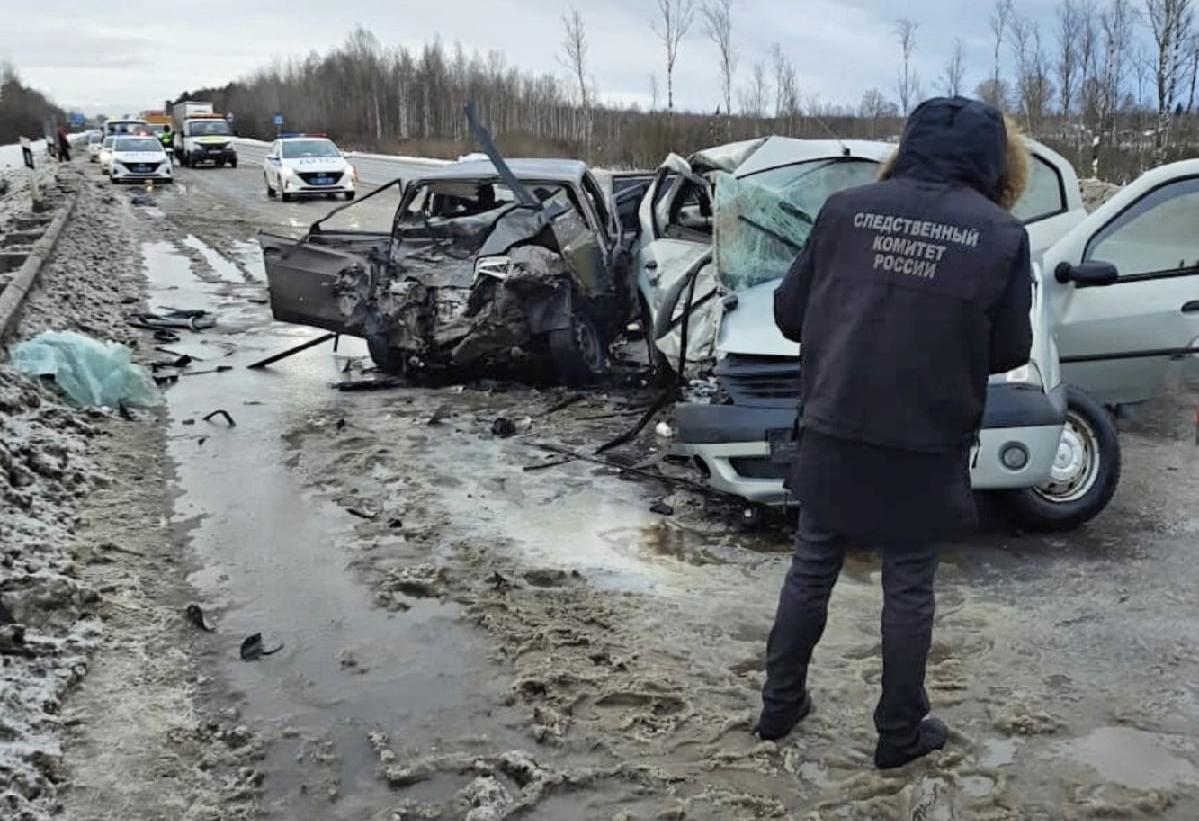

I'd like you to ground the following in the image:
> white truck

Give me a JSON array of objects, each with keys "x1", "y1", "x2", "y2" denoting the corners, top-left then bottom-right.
[{"x1": 172, "y1": 102, "x2": 237, "y2": 168}]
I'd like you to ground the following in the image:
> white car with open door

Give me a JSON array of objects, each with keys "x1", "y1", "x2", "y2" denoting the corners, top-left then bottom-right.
[
  {"x1": 643, "y1": 139, "x2": 1198, "y2": 531},
  {"x1": 263, "y1": 135, "x2": 356, "y2": 202},
  {"x1": 997, "y1": 159, "x2": 1199, "y2": 528}
]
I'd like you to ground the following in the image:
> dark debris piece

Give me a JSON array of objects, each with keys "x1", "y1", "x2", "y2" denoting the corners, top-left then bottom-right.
[
  {"x1": 202, "y1": 409, "x2": 237, "y2": 427},
  {"x1": 649, "y1": 500, "x2": 675, "y2": 516},
  {"x1": 185, "y1": 604, "x2": 216, "y2": 632},
  {"x1": 239, "y1": 633, "x2": 284, "y2": 661},
  {"x1": 491, "y1": 417, "x2": 517, "y2": 438}
]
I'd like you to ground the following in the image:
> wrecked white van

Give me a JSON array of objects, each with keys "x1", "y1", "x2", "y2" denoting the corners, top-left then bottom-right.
[{"x1": 640, "y1": 138, "x2": 1199, "y2": 531}]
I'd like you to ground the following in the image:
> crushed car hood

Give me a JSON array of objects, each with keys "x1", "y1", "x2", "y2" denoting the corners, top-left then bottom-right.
[{"x1": 716, "y1": 279, "x2": 798, "y2": 358}]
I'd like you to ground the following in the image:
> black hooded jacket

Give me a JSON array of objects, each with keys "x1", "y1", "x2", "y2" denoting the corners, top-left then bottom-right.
[{"x1": 774, "y1": 97, "x2": 1033, "y2": 453}]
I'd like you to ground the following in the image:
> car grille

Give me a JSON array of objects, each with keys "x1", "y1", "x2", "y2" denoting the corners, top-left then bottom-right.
[
  {"x1": 202, "y1": 142, "x2": 229, "y2": 151},
  {"x1": 121, "y1": 162, "x2": 157, "y2": 174},
  {"x1": 729, "y1": 456, "x2": 789, "y2": 480},
  {"x1": 714, "y1": 354, "x2": 800, "y2": 407},
  {"x1": 298, "y1": 171, "x2": 340, "y2": 185}
]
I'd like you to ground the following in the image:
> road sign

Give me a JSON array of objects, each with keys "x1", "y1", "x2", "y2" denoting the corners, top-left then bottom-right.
[
  {"x1": 273, "y1": 113, "x2": 284, "y2": 127},
  {"x1": 19, "y1": 137, "x2": 41, "y2": 206}
]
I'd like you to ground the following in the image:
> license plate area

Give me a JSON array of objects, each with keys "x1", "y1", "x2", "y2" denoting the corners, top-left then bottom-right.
[{"x1": 766, "y1": 427, "x2": 798, "y2": 465}]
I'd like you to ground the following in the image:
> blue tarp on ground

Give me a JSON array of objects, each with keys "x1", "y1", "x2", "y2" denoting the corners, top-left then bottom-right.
[{"x1": 11, "y1": 330, "x2": 160, "y2": 408}]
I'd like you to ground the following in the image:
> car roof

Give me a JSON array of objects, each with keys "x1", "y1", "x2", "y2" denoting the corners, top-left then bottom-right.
[
  {"x1": 733, "y1": 137, "x2": 893, "y2": 177},
  {"x1": 414, "y1": 157, "x2": 589, "y2": 185}
]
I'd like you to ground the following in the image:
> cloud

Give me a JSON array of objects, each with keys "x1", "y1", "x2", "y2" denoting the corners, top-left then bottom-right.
[{"x1": 3, "y1": 0, "x2": 1146, "y2": 116}]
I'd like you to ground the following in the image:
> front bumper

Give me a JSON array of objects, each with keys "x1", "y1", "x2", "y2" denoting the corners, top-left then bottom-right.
[
  {"x1": 675, "y1": 384, "x2": 1068, "y2": 505},
  {"x1": 282, "y1": 175, "x2": 355, "y2": 196},
  {"x1": 111, "y1": 164, "x2": 173, "y2": 183},
  {"x1": 190, "y1": 146, "x2": 237, "y2": 162}
]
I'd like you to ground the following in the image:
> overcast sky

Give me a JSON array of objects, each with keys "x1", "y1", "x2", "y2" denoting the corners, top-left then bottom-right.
[{"x1": 2, "y1": 0, "x2": 1141, "y2": 116}]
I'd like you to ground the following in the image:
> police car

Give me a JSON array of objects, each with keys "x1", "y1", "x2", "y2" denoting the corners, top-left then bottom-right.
[{"x1": 263, "y1": 134, "x2": 356, "y2": 202}]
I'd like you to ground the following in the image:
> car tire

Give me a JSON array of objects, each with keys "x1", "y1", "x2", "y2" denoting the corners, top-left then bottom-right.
[
  {"x1": 344, "y1": 191, "x2": 356, "y2": 201},
  {"x1": 548, "y1": 300, "x2": 608, "y2": 385},
  {"x1": 281, "y1": 191, "x2": 292, "y2": 203},
  {"x1": 265, "y1": 175, "x2": 276, "y2": 198},
  {"x1": 366, "y1": 334, "x2": 403, "y2": 374},
  {"x1": 230, "y1": 157, "x2": 238, "y2": 168},
  {"x1": 998, "y1": 386, "x2": 1121, "y2": 532}
]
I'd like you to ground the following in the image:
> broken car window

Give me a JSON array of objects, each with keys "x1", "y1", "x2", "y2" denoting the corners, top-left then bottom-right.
[{"x1": 714, "y1": 158, "x2": 878, "y2": 291}]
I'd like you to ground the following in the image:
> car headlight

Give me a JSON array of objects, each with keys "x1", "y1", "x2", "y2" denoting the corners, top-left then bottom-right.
[
  {"x1": 474, "y1": 256, "x2": 512, "y2": 282},
  {"x1": 1005, "y1": 362, "x2": 1043, "y2": 387}
]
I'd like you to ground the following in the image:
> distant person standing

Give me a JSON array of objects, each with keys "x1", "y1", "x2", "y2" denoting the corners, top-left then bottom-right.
[
  {"x1": 759, "y1": 97, "x2": 1033, "y2": 768},
  {"x1": 56, "y1": 124, "x2": 71, "y2": 162}
]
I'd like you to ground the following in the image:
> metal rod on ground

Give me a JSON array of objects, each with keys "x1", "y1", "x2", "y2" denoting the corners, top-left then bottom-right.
[{"x1": 246, "y1": 333, "x2": 337, "y2": 369}]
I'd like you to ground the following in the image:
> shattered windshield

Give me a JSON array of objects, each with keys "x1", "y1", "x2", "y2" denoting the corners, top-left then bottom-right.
[{"x1": 714, "y1": 158, "x2": 878, "y2": 291}]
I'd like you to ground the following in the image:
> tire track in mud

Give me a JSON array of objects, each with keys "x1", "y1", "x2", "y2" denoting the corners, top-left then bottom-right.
[{"x1": 272, "y1": 390, "x2": 1199, "y2": 820}]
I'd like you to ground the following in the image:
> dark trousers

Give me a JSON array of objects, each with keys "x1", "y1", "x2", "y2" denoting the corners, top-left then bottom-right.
[{"x1": 761, "y1": 510, "x2": 938, "y2": 746}]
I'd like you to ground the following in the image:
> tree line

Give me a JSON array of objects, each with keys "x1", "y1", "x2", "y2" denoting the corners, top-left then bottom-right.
[{"x1": 0, "y1": 62, "x2": 63, "y2": 146}]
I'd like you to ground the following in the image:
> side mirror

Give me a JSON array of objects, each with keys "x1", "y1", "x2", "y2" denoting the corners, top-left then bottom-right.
[{"x1": 1055, "y1": 260, "x2": 1118, "y2": 286}]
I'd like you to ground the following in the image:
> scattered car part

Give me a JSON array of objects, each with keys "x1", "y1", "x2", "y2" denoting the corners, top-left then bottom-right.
[
  {"x1": 202, "y1": 409, "x2": 236, "y2": 427},
  {"x1": 239, "y1": 633, "x2": 283, "y2": 661},
  {"x1": 245, "y1": 332, "x2": 337, "y2": 369},
  {"x1": 185, "y1": 604, "x2": 215, "y2": 632}
]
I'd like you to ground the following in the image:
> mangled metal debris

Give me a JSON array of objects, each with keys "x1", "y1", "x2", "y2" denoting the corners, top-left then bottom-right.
[{"x1": 260, "y1": 106, "x2": 650, "y2": 385}]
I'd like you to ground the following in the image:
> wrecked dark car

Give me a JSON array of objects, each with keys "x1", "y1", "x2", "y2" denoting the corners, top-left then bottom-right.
[{"x1": 260, "y1": 159, "x2": 642, "y2": 383}]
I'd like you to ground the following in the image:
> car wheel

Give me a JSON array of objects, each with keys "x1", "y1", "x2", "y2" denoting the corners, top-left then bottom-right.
[
  {"x1": 265, "y1": 175, "x2": 276, "y2": 198},
  {"x1": 998, "y1": 386, "x2": 1121, "y2": 532},
  {"x1": 366, "y1": 334, "x2": 403, "y2": 374},
  {"x1": 230, "y1": 157, "x2": 238, "y2": 168},
  {"x1": 344, "y1": 191, "x2": 356, "y2": 201},
  {"x1": 281, "y1": 191, "x2": 293, "y2": 203},
  {"x1": 548, "y1": 301, "x2": 607, "y2": 385}
]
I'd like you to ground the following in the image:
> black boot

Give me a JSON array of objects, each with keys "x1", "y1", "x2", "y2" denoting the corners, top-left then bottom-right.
[
  {"x1": 874, "y1": 717, "x2": 948, "y2": 769},
  {"x1": 755, "y1": 691, "x2": 813, "y2": 741}
]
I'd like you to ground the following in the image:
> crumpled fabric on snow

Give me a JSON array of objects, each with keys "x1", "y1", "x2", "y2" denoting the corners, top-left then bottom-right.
[{"x1": 10, "y1": 330, "x2": 160, "y2": 408}]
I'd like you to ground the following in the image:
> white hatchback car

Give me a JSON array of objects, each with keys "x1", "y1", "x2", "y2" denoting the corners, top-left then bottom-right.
[
  {"x1": 85, "y1": 132, "x2": 104, "y2": 162},
  {"x1": 108, "y1": 136, "x2": 173, "y2": 184},
  {"x1": 639, "y1": 138, "x2": 1199, "y2": 531},
  {"x1": 263, "y1": 136, "x2": 355, "y2": 202},
  {"x1": 98, "y1": 136, "x2": 116, "y2": 174}
]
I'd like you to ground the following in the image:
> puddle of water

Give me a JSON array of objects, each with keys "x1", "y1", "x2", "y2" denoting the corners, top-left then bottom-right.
[
  {"x1": 228, "y1": 238, "x2": 266, "y2": 281},
  {"x1": 182, "y1": 234, "x2": 247, "y2": 282},
  {"x1": 961, "y1": 774, "x2": 995, "y2": 797},
  {"x1": 145, "y1": 240, "x2": 525, "y2": 818},
  {"x1": 1057, "y1": 726, "x2": 1199, "y2": 789},
  {"x1": 980, "y1": 736, "x2": 1019, "y2": 767}
]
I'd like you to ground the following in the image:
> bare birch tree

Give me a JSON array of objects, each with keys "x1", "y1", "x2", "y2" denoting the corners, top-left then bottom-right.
[
  {"x1": 703, "y1": 0, "x2": 738, "y2": 133},
  {"x1": 940, "y1": 37, "x2": 967, "y2": 96},
  {"x1": 561, "y1": 8, "x2": 592, "y2": 153},
  {"x1": 1187, "y1": 33, "x2": 1199, "y2": 111},
  {"x1": 1145, "y1": 0, "x2": 1195, "y2": 161},
  {"x1": 649, "y1": 74, "x2": 661, "y2": 111},
  {"x1": 987, "y1": 0, "x2": 1015, "y2": 107},
  {"x1": 769, "y1": 42, "x2": 800, "y2": 134},
  {"x1": 651, "y1": 0, "x2": 697, "y2": 116},
  {"x1": 738, "y1": 61, "x2": 770, "y2": 117},
  {"x1": 1010, "y1": 13, "x2": 1055, "y2": 131},
  {"x1": 895, "y1": 18, "x2": 921, "y2": 115},
  {"x1": 1056, "y1": 0, "x2": 1082, "y2": 117},
  {"x1": 1098, "y1": 0, "x2": 1134, "y2": 139}
]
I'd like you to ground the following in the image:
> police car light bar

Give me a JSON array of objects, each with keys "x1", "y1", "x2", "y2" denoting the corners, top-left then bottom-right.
[{"x1": 279, "y1": 132, "x2": 329, "y2": 139}]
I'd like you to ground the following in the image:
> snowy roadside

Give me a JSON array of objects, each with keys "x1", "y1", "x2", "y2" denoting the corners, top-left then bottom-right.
[{"x1": 1, "y1": 166, "x2": 260, "y2": 821}]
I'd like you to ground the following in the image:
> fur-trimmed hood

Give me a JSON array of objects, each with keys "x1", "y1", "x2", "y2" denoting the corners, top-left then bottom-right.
[{"x1": 877, "y1": 97, "x2": 1029, "y2": 212}]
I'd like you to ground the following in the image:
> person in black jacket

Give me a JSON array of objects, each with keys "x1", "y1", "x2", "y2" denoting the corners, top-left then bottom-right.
[{"x1": 759, "y1": 97, "x2": 1033, "y2": 769}]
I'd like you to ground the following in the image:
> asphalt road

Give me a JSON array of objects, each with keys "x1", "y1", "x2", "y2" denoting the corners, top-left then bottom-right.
[{"x1": 130, "y1": 155, "x2": 1199, "y2": 819}]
